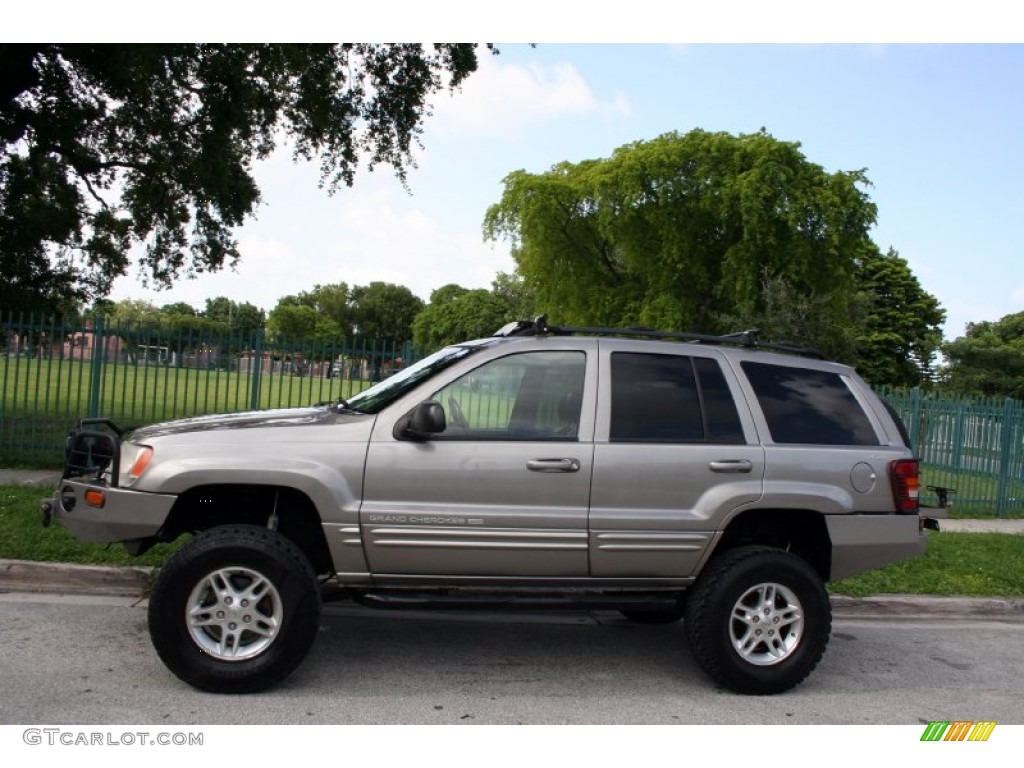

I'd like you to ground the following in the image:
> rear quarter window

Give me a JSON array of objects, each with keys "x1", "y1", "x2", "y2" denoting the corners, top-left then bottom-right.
[{"x1": 741, "y1": 362, "x2": 880, "y2": 446}]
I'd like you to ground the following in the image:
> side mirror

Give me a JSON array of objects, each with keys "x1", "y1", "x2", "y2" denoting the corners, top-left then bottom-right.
[{"x1": 394, "y1": 400, "x2": 447, "y2": 440}]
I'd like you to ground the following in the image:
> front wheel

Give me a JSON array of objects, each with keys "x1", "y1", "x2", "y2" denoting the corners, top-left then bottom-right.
[
  {"x1": 685, "y1": 546, "x2": 831, "y2": 695},
  {"x1": 148, "y1": 525, "x2": 322, "y2": 693}
]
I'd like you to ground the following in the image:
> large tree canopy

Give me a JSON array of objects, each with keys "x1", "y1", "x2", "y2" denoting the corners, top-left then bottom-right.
[
  {"x1": 485, "y1": 129, "x2": 878, "y2": 334},
  {"x1": 484, "y1": 128, "x2": 944, "y2": 383},
  {"x1": 0, "y1": 43, "x2": 486, "y2": 311}
]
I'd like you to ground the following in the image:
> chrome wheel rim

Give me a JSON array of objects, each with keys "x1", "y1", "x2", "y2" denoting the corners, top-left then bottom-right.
[
  {"x1": 186, "y1": 566, "x2": 283, "y2": 661},
  {"x1": 729, "y1": 582, "x2": 804, "y2": 666}
]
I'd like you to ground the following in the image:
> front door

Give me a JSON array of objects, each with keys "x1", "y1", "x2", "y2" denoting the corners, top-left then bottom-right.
[{"x1": 361, "y1": 349, "x2": 595, "y2": 578}]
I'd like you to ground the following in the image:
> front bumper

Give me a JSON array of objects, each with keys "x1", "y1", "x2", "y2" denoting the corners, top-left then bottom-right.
[{"x1": 41, "y1": 479, "x2": 177, "y2": 543}]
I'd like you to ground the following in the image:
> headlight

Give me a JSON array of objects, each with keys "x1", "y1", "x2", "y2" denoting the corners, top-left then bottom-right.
[{"x1": 127, "y1": 446, "x2": 154, "y2": 481}]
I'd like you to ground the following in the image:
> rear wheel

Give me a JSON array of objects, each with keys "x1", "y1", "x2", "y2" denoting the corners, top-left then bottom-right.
[
  {"x1": 685, "y1": 546, "x2": 830, "y2": 695},
  {"x1": 148, "y1": 525, "x2": 321, "y2": 693}
]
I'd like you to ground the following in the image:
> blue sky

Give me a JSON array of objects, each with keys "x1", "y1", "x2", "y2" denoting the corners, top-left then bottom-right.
[{"x1": 100, "y1": 43, "x2": 1023, "y2": 341}]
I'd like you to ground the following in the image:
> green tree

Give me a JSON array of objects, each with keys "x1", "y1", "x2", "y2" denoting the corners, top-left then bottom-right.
[
  {"x1": 1, "y1": 43, "x2": 488, "y2": 310},
  {"x1": 942, "y1": 312, "x2": 1024, "y2": 398},
  {"x1": 853, "y1": 247, "x2": 945, "y2": 387},
  {"x1": 265, "y1": 287, "x2": 353, "y2": 347},
  {"x1": 108, "y1": 298, "x2": 161, "y2": 327},
  {"x1": 303, "y1": 283, "x2": 354, "y2": 336},
  {"x1": 266, "y1": 302, "x2": 321, "y2": 340},
  {"x1": 266, "y1": 283, "x2": 352, "y2": 343},
  {"x1": 427, "y1": 283, "x2": 471, "y2": 306},
  {"x1": 490, "y1": 271, "x2": 536, "y2": 320},
  {"x1": 158, "y1": 300, "x2": 213, "y2": 340},
  {"x1": 484, "y1": 129, "x2": 877, "y2": 342},
  {"x1": 717, "y1": 269, "x2": 868, "y2": 363},
  {"x1": 203, "y1": 296, "x2": 265, "y2": 332},
  {"x1": 160, "y1": 302, "x2": 198, "y2": 317},
  {"x1": 351, "y1": 282, "x2": 424, "y2": 344},
  {"x1": 412, "y1": 285, "x2": 518, "y2": 351},
  {"x1": 234, "y1": 303, "x2": 265, "y2": 332},
  {"x1": 719, "y1": 254, "x2": 945, "y2": 387},
  {"x1": 85, "y1": 298, "x2": 116, "y2": 321}
]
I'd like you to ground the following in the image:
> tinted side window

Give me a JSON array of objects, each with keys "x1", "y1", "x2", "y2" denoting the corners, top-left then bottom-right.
[
  {"x1": 741, "y1": 362, "x2": 879, "y2": 446},
  {"x1": 610, "y1": 353, "x2": 744, "y2": 443},
  {"x1": 433, "y1": 351, "x2": 586, "y2": 440},
  {"x1": 694, "y1": 357, "x2": 745, "y2": 443}
]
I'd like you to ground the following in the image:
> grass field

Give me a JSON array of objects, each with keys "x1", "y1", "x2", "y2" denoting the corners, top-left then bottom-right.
[
  {"x1": 2, "y1": 356, "x2": 524, "y2": 466},
  {"x1": 828, "y1": 531, "x2": 1024, "y2": 597},
  {"x1": 1, "y1": 485, "x2": 183, "y2": 567},
  {"x1": 1, "y1": 356, "x2": 373, "y2": 465},
  {"x1": 2, "y1": 484, "x2": 1021, "y2": 596}
]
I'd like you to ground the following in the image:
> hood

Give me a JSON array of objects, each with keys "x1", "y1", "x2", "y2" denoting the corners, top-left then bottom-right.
[{"x1": 126, "y1": 405, "x2": 366, "y2": 440}]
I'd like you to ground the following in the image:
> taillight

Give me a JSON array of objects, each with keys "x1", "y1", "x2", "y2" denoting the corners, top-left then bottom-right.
[{"x1": 890, "y1": 459, "x2": 920, "y2": 513}]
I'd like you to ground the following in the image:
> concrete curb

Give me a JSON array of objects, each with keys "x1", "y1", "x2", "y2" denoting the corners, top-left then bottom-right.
[
  {"x1": 0, "y1": 559, "x2": 152, "y2": 597},
  {"x1": 2, "y1": 559, "x2": 1023, "y2": 620},
  {"x1": 829, "y1": 594, "x2": 1024, "y2": 622}
]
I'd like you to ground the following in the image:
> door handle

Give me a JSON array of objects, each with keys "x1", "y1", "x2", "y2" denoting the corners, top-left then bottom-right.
[
  {"x1": 709, "y1": 459, "x2": 753, "y2": 473},
  {"x1": 527, "y1": 458, "x2": 581, "y2": 473}
]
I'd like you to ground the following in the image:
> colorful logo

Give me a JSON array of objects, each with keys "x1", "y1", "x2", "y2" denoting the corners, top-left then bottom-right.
[{"x1": 921, "y1": 721, "x2": 997, "y2": 742}]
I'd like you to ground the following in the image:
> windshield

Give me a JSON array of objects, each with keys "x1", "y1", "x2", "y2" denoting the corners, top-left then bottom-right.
[{"x1": 344, "y1": 345, "x2": 480, "y2": 414}]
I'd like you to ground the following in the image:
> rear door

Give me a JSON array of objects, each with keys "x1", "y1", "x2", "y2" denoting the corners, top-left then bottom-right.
[{"x1": 589, "y1": 343, "x2": 765, "y2": 577}]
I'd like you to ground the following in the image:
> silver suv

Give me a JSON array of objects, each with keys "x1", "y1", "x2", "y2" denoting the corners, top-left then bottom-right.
[{"x1": 42, "y1": 318, "x2": 927, "y2": 695}]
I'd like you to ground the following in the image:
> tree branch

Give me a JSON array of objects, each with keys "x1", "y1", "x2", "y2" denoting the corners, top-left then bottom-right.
[{"x1": 78, "y1": 172, "x2": 109, "y2": 209}]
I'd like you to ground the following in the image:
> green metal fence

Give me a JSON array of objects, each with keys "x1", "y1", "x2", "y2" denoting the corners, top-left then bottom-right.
[
  {"x1": 881, "y1": 387, "x2": 1024, "y2": 516},
  {"x1": 3, "y1": 309, "x2": 1023, "y2": 515},
  {"x1": 1, "y1": 310, "x2": 417, "y2": 466}
]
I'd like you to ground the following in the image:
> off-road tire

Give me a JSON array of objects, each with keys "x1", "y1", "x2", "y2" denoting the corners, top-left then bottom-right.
[
  {"x1": 148, "y1": 524, "x2": 321, "y2": 694},
  {"x1": 684, "y1": 546, "x2": 831, "y2": 695}
]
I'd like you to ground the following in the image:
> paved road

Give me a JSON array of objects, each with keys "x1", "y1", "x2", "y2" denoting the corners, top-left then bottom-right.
[{"x1": 1, "y1": 592, "x2": 1021, "y2": 725}]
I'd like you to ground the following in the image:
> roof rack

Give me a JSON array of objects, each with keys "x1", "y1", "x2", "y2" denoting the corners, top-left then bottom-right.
[{"x1": 493, "y1": 315, "x2": 825, "y2": 359}]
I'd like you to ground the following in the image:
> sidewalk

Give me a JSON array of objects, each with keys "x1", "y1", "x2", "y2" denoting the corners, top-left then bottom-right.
[{"x1": 0, "y1": 468, "x2": 61, "y2": 487}]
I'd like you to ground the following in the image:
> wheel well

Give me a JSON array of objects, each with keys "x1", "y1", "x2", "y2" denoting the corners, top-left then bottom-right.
[
  {"x1": 714, "y1": 509, "x2": 831, "y2": 581},
  {"x1": 158, "y1": 485, "x2": 334, "y2": 575}
]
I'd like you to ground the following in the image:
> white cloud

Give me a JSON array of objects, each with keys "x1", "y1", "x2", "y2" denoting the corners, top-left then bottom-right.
[
  {"x1": 432, "y1": 54, "x2": 630, "y2": 140},
  {"x1": 318, "y1": 188, "x2": 514, "y2": 300},
  {"x1": 109, "y1": 181, "x2": 514, "y2": 312}
]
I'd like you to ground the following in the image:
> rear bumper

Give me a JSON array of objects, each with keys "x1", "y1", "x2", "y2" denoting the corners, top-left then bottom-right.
[
  {"x1": 41, "y1": 479, "x2": 177, "y2": 543},
  {"x1": 826, "y1": 514, "x2": 927, "y2": 581}
]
